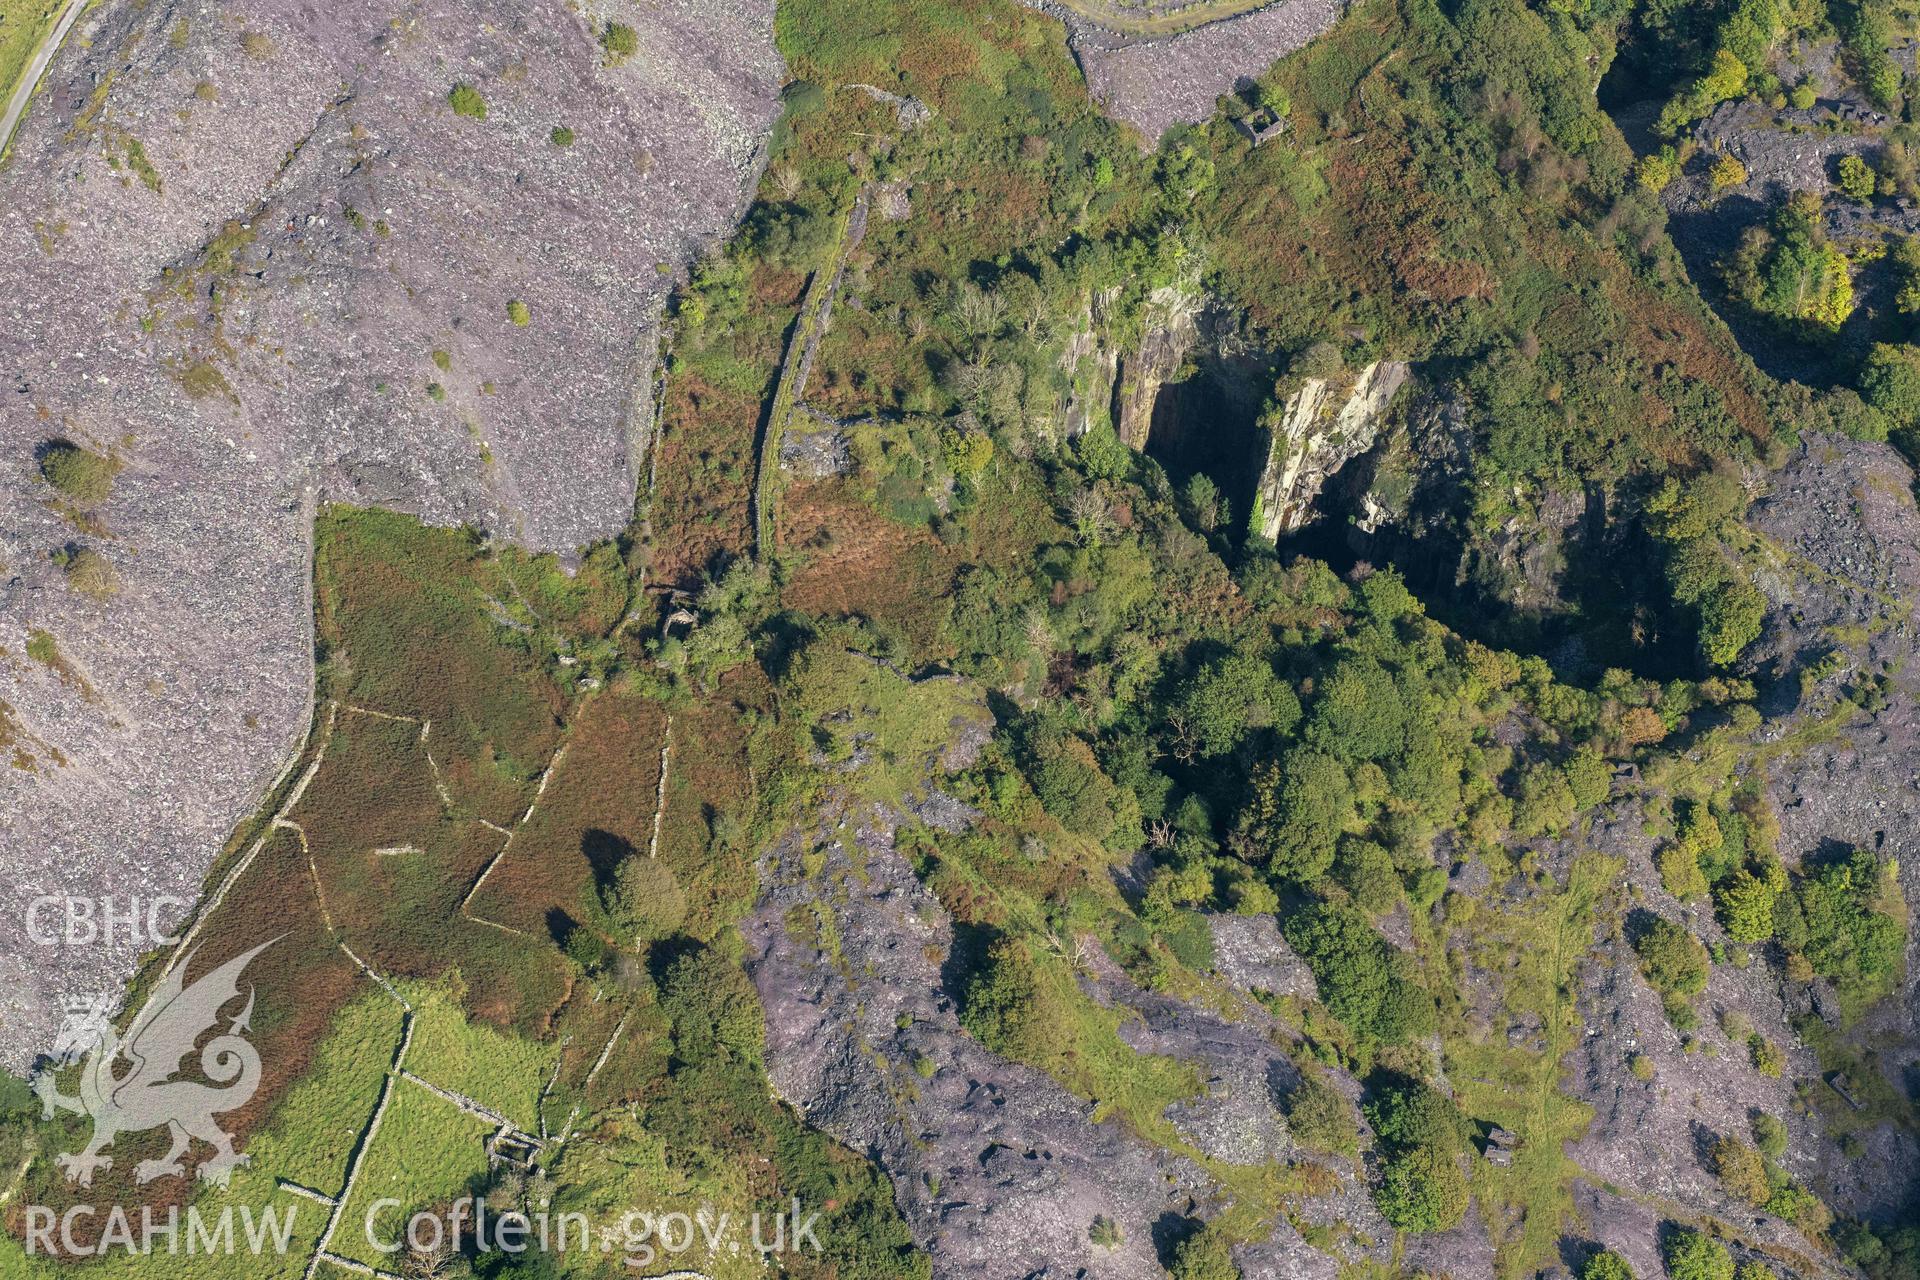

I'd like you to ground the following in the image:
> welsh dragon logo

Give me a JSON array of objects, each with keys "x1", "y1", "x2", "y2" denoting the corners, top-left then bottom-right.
[{"x1": 33, "y1": 939, "x2": 278, "y2": 1188}]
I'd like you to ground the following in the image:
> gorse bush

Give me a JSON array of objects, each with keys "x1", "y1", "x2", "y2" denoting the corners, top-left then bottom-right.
[
  {"x1": 60, "y1": 547, "x2": 119, "y2": 600},
  {"x1": 1166, "y1": 1221, "x2": 1240, "y2": 1280},
  {"x1": 38, "y1": 440, "x2": 115, "y2": 503},
  {"x1": 601, "y1": 21, "x2": 638, "y2": 61},
  {"x1": 1584, "y1": 1250, "x2": 1637, "y2": 1280},
  {"x1": 1664, "y1": 1228, "x2": 1734, "y2": 1280},
  {"x1": 448, "y1": 83, "x2": 486, "y2": 120},
  {"x1": 1364, "y1": 1074, "x2": 1470, "y2": 1152},
  {"x1": 959, "y1": 936, "x2": 1061, "y2": 1061},
  {"x1": 1751, "y1": 1113, "x2": 1787, "y2": 1159},
  {"x1": 1374, "y1": 1140, "x2": 1470, "y2": 1232},
  {"x1": 1710, "y1": 1135, "x2": 1769, "y2": 1205},
  {"x1": 1284, "y1": 1074, "x2": 1357, "y2": 1154}
]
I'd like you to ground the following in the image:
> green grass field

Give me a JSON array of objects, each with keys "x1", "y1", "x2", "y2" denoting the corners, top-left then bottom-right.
[
  {"x1": 397, "y1": 978, "x2": 559, "y2": 1133},
  {"x1": 0, "y1": 992, "x2": 412, "y2": 1279},
  {"x1": 246, "y1": 992, "x2": 409, "y2": 1196},
  {"x1": 328, "y1": 1083, "x2": 494, "y2": 1270},
  {"x1": 0, "y1": 1, "x2": 61, "y2": 111}
]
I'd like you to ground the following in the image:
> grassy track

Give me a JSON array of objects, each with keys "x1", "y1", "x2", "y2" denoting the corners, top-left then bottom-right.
[
  {"x1": 1051, "y1": 0, "x2": 1280, "y2": 36},
  {"x1": 1431, "y1": 852, "x2": 1613, "y2": 1279}
]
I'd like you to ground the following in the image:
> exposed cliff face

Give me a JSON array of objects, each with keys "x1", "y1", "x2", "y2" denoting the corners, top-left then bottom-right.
[
  {"x1": 1252, "y1": 360, "x2": 1410, "y2": 540},
  {"x1": 1058, "y1": 276, "x2": 1205, "y2": 449},
  {"x1": 1061, "y1": 287, "x2": 1122, "y2": 441},
  {"x1": 1114, "y1": 284, "x2": 1202, "y2": 450}
]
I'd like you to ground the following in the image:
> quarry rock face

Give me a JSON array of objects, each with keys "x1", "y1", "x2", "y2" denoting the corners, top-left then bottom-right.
[
  {"x1": 1253, "y1": 359, "x2": 1409, "y2": 540},
  {"x1": 1114, "y1": 283, "x2": 1201, "y2": 451},
  {"x1": 0, "y1": 0, "x2": 782, "y2": 1068}
]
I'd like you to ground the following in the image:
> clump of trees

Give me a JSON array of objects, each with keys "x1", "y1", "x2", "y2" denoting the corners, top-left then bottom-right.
[
  {"x1": 1645, "y1": 468, "x2": 1766, "y2": 668},
  {"x1": 601, "y1": 855, "x2": 688, "y2": 946},
  {"x1": 1363, "y1": 1074, "x2": 1470, "y2": 1233},
  {"x1": 1723, "y1": 192, "x2": 1854, "y2": 333},
  {"x1": 1630, "y1": 912, "x2": 1710, "y2": 1020},
  {"x1": 1711, "y1": 1120, "x2": 1827, "y2": 1227},
  {"x1": 1019, "y1": 714, "x2": 1140, "y2": 850},
  {"x1": 1772, "y1": 844, "x2": 1905, "y2": 1004},
  {"x1": 1836, "y1": 1217, "x2": 1920, "y2": 1280},
  {"x1": 1838, "y1": 0, "x2": 1904, "y2": 109},
  {"x1": 1636, "y1": 789, "x2": 1904, "y2": 1015},
  {"x1": 1284, "y1": 902, "x2": 1435, "y2": 1045},
  {"x1": 1655, "y1": 48, "x2": 1753, "y2": 137}
]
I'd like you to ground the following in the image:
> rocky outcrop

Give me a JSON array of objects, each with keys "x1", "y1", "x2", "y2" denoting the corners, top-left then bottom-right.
[
  {"x1": 1077, "y1": 939, "x2": 1298, "y2": 1166},
  {"x1": 0, "y1": 0, "x2": 783, "y2": 1068},
  {"x1": 1206, "y1": 911, "x2": 1318, "y2": 1004},
  {"x1": 1746, "y1": 434, "x2": 1920, "y2": 684},
  {"x1": 742, "y1": 800, "x2": 1209, "y2": 1279},
  {"x1": 1743, "y1": 435, "x2": 1920, "y2": 1226},
  {"x1": 779, "y1": 419, "x2": 855, "y2": 478},
  {"x1": 1252, "y1": 359, "x2": 1409, "y2": 540},
  {"x1": 1563, "y1": 434, "x2": 1920, "y2": 1239},
  {"x1": 1060, "y1": 288, "x2": 1122, "y2": 440},
  {"x1": 1114, "y1": 284, "x2": 1201, "y2": 450}
]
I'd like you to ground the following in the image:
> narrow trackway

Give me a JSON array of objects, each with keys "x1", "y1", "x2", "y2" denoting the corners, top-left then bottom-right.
[
  {"x1": 1049, "y1": 0, "x2": 1280, "y2": 37},
  {"x1": 750, "y1": 182, "x2": 872, "y2": 558},
  {"x1": 0, "y1": 0, "x2": 86, "y2": 163}
]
